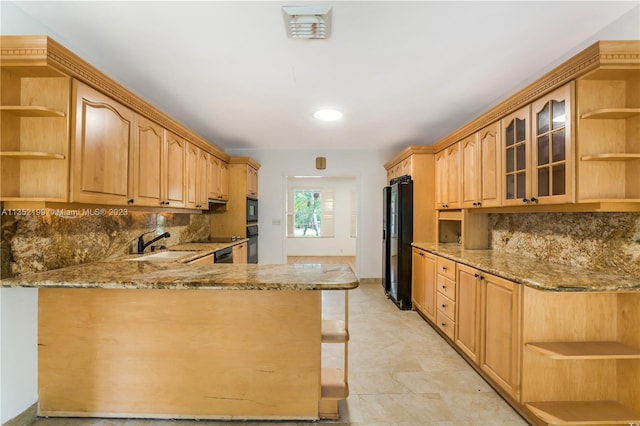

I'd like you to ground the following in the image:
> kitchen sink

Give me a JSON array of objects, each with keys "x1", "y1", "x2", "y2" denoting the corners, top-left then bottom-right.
[{"x1": 125, "y1": 251, "x2": 195, "y2": 262}]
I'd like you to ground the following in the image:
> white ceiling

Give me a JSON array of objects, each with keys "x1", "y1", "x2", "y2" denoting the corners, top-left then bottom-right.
[{"x1": 4, "y1": 1, "x2": 639, "y2": 153}]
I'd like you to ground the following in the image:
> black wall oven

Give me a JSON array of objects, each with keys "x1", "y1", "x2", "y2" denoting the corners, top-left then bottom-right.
[
  {"x1": 246, "y1": 197, "x2": 258, "y2": 223},
  {"x1": 247, "y1": 224, "x2": 258, "y2": 264}
]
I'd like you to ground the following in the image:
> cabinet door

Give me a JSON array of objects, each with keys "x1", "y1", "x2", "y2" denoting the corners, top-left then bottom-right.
[
  {"x1": 411, "y1": 249, "x2": 426, "y2": 313},
  {"x1": 531, "y1": 83, "x2": 573, "y2": 204},
  {"x1": 163, "y1": 130, "x2": 186, "y2": 208},
  {"x1": 435, "y1": 150, "x2": 448, "y2": 208},
  {"x1": 502, "y1": 105, "x2": 531, "y2": 206},
  {"x1": 208, "y1": 155, "x2": 220, "y2": 199},
  {"x1": 196, "y1": 148, "x2": 208, "y2": 209},
  {"x1": 247, "y1": 165, "x2": 258, "y2": 197},
  {"x1": 446, "y1": 142, "x2": 461, "y2": 208},
  {"x1": 461, "y1": 134, "x2": 480, "y2": 208},
  {"x1": 72, "y1": 81, "x2": 134, "y2": 205},
  {"x1": 132, "y1": 115, "x2": 163, "y2": 207},
  {"x1": 479, "y1": 121, "x2": 501, "y2": 207},
  {"x1": 232, "y1": 242, "x2": 248, "y2": 264},
  {"x1": 481, "y1": 273, "x2": 521, "y2": 399},
  {"x1": 219, "y1": 161, "x2": 229, "y2": 200},
  {"x1": 185, "y1": 143, "x2": 198, "y2": 209},
  {"x1": 455, "y1": 264, "x2": 480, "y2": 364},
  {"x1": 422, "y1": 252, "x2": 437, "y2": 322}
]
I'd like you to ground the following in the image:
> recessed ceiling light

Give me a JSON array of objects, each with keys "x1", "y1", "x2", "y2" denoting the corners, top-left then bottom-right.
[{"x1": 314, "y1": 109, "x2": 343, "y2": 121}]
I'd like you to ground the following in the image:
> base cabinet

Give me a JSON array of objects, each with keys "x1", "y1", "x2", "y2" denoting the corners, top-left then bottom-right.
[
  {"x1": 455, "y1": 264, "x2": 481, "y2": 364},
  {"x1": 411, "y1": 248, "x2": 436, "y2": 322},
  {"x1": 480, "y1": 273, "x2": 521, "y2": 401}
]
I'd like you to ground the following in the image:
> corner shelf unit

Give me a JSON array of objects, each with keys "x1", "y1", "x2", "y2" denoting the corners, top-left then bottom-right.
[
  {"x1": 319, "y1": 291, "x2": 350, "y2": 420},
  {"x1": 525, "y1": 341, "x2": 640, "y2": 425}
]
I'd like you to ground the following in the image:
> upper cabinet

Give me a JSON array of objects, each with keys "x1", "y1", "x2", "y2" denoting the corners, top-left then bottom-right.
[
  {"x1": 0, "y1": 36, "x2": 231, "y2": 211},
  {"x1": 531, "y1": 83, "x2": 573, "y2": 204},
  {"x1": 576, "y1": 68, "x2": 640, "y2": 203},
  {"x1": 207, "y1": 155, "x2": 229, "y2": 202},
  {"x1": 462, "y1": 122, "x2": 501, "y2": 209},
  {"x1": 71, "y1": 81, "x2": 135, "y2": 205},
  {"x1": 247, "y1": 164, "x2": 258, "y2": 198},
  {"x1": 502, "y1": 105, "x2": 532, "y2": 206},
  {"x1": 132, "y1": 115, "x2": 163, "y2": 207},
  {"x1": 0, "y1": 65, "x2": 70, "y2": 202},
  {"x1": 435, "y1": 142, "x2": 461, "y2": 209}
]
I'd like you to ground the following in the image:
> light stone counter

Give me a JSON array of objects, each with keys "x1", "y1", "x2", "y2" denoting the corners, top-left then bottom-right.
[
  {"x1": 0, "y1": 247, "x2": 359, "y2": 291},
  {"x1": 412, "y1": 242, "x2": 639, "y2": 292}
]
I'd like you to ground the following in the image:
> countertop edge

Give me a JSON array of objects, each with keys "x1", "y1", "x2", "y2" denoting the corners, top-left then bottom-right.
[{"x1": 412, "y1": 242, "x2": 640, "y2": 293}]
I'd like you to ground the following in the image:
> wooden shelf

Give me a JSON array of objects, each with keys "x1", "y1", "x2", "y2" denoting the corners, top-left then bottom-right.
[
  {"x1": 581, "y1": 108, "x2": 640, "y2": 119},
  {"x1": 526, "y1": 401, "x2": 640, "y2": 425},
  {"x1": 321, "y1": 320, "x2": 349, "y2": 343},
  {"x1": 0, "y1": 151, "x2": 66, "y2": 160},
  {"x1": 581, "y1": 153, "x2": 640, "y2": 161},
  {"x1": 526, "y1": 342, "x2": 640, "y2": 360},
  {"x1": 321, "y1": 368, "x2": 348, "y2": 400},
  {"x1": 0, "y1": 105, "x2": 66, "y2": 117}
]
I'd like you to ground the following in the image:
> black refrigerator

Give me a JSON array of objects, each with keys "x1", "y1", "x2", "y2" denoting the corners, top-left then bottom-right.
[{"x1": 382, "y1": 175, "x2": 413, "y2": 310}]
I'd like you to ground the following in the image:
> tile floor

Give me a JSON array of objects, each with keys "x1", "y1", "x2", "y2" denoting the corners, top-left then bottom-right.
[{"x1": 33, "y1": 281, "x2": 528, "y2": 426}]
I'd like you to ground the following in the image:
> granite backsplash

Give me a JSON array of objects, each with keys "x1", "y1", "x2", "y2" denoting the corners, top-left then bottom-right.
[
  {"x1": 1, "y1": 208, "x2": 211, "y2": 279},
  {"x1": 489, "y1": 212, "x2": 640, "y2": 278}
]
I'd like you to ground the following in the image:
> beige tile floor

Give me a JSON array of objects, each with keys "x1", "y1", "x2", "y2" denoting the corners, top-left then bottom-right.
[{"x1": 33, "y1": 279, "x2": 528, "y2": 426}]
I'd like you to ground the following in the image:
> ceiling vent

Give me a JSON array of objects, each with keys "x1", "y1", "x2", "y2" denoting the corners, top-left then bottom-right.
[{"x1": 282, "y1": 6, "x2": 331, "y2": 39}]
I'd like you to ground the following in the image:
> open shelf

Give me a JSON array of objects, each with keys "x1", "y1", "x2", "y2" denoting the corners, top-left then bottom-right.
[
  {"x1": 526, "y1": 401, "x2": 640, "y2": 425},
  {"x1": 581, "y1": 108, "x2": 640, "y2": 119},
  {"x1": 526, "y1": 342, "x2": 640, "y2": 360},
  {"x1": 0, "y1": 151, "x2": 66, "y2": 160},
  {"x1": 321, "y1": 320, "x2": 349, "y2": 343},
  {"x1": 321, "y1": 368, "x2": 348, "y2": 400},
  {"x1": 0, "y1": 105, "x2": 66, "y2": 117},
  {"x1": 581, "y1": 153, "x2": 640, "y2": 161}
]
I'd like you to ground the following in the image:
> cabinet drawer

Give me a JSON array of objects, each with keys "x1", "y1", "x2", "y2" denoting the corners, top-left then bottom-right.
[
  {"x1": 437, "y1": 257, "x2": 456, "y2": 280},
  {"x1": 436, "y1": 310, "x2": 455, "y2": 340},
  {"x1": 437, "y1": 275, "x2": 457, "y2": 301},
  {"x1": 436, "y1": 292, "x2": 456, "y2": 320}
]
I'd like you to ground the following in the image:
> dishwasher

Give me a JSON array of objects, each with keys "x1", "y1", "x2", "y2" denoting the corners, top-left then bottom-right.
[{"x1": 214, "y1": 246, "x2": 233, "y2": 263}]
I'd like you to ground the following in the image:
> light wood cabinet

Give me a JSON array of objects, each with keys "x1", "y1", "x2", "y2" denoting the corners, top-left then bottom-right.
[
  {"x1": 232, "y1": 242, "x2": 248, "y2": 264},
  {"x1": 384, "y1": 148, "x2": 437, "y2": 243},
  {"x1": 219, "y1": 160, "x2": 230, "y2": 200},
  {"x1": 163, "y1": 130, "x2": 186, "y2": 208},
  {"x1": 435, "y1": 257, "x2": 456, "y2": 339},
  {"x1": 71, "y1": 81, "x2": 134, "y2": 205},
  {"x1": 502, "y1": 105, "x2": 532, "y2": 206},
  {"x1": 208, "y1": 155, "x2": 230, "y2": 202},
  {"x1": 131, "y1": 115, "x2": 163, "y2": 207},
  {"x1": 455, "y1": 264, "x2": 480, "y2": 364},
  {"x1": 480, "y1": 273, "x2": 521, "y2": 400},
  {"x1": 435, "y1": 142, "x2": 461, "y2": 209},
  {"x1": 411, "y1": 248, "x2": 436, "y2": 322},
  {"x1": 462, "y1": 122, "x2": 501, "y2": 208},
  {"x1": 247, "y1": 165, "x2": 258, "y2": 198},
  {"x1": 531, "y1": 83, "x2": 574, "y2": 204},
  {"x1": 576, "y1": 68, "x2": 640, "y2": 202},
  {"x1": 0, "y1": 67, "x2": 70, "y2": 202}
]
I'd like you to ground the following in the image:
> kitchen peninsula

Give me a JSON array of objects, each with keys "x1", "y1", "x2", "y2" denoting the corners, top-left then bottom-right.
[{"x1": 1, "y1": 255, "x2": 358, "y2": 421}]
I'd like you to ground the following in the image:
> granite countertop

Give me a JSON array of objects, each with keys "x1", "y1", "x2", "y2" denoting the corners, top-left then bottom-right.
[
  {"x1": 412, "y1": 242, "x2": 640, "y2": 292},
  {"x1": 0, "y1": 242, "x2": 359, "y2": 291}
]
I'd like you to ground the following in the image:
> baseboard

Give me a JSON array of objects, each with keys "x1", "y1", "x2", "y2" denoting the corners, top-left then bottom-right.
[
  {"x1": 359, "y1": 278, "x2": 382, "y2": 286},
  {"x1": 3, "y1": 402, "x2": 37, "y2": 426}
]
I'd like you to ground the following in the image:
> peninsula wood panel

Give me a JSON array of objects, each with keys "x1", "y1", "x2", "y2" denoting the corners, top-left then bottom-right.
[{"x1": 38, "y1": 288, "x2": 322, "y2": 420}]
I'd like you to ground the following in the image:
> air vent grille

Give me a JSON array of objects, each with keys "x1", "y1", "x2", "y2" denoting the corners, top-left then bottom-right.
[{"x1": 282, "y1": 6, "x2": 331, "y2": 39}]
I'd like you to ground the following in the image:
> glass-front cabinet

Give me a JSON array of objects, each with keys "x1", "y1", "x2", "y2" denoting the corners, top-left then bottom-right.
[
  {"x1": 531, "y1": 83, "x2": 573, "y2": 204},
  {"x1": 502, "y1": 83, "x2": 574, "y2": 206},
  {"x1": 502, "y1": 105, "x2": 531, "y2": 206}
]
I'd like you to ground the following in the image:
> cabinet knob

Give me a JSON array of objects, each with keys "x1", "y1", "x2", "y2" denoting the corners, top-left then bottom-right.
[
  {"x1": 128, "y1": 199, "x2": 134, "y2": 205},
  {"x1": 472, "y1": 202, "x2": 477, "y2": 207},
  {"x1": 479, "y1": 276, "x2": 485, "y2": 281},
  {"x1": 477, "y1": 201, "x2": 481, "y2": 206},
  {"x1": 442, "y1": 304, "x2": 446, "y2": 308},
  {"x1": 441, "y1": 323, "x2": 446, "y2": 327},
  {"x1": 474, "y1": 273, "x2": 479, "y2": 278},
  {"x1": 442, "y1": 285, "x2": 446, "y2": 289},
  {"x1": 530, "y1": 197, "x2": 538, "y2": 203},
  {"x1": 522, "y1": 198, "x2": 529, "y2": 203}
]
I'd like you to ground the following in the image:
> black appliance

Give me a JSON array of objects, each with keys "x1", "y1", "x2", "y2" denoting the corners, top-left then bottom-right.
[
  {"x1": 247, "y1": 224, "x2": 258, "y2": 264},
  {"x1": 382, "y1": 175, "x2": 413, "y2": 310},
  {"x1": 214, "y1": 246, "x2": 233, "y2": 263},
  {"x1": 246, "y1": 197, "x2": 258, "y2": 223}
]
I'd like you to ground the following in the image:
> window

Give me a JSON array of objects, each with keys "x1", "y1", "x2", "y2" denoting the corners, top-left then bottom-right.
[{"x1": 287, "y1": 189, "x2": 334, "y2": 237}]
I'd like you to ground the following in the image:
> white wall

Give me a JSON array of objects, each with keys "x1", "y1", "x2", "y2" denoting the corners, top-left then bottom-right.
[
  {"x1": 227, "y1": 148, "x2": 393, "y2": 279},
  {"x1": 286, "y1": 176, "x2": 357, "y2": 257},
  {"x1": 0, "y1": 289, "x2": 38, "y2": 424}
]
